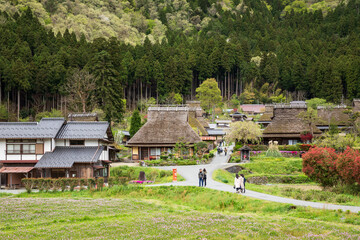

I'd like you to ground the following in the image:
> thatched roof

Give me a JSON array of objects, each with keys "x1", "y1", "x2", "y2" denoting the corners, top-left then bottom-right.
[
  {"x1": 258, "y1": 113, "x2": 273, "y2": 122},
  {"x1": 316, "y1": 107, "x2": 349, "y2": 126},
  {"x1": 257, "y1": 105, "x2": 274, "y2": 122},
  {"x1": 263, "y1": 107, "x2": 322, "y2": 138},
  {"x1": 188, "y1": 114, "x2": 208, "y2": 136},
  {"x1": 127, "y1": 107, "x2": 201, "y2": 146}
]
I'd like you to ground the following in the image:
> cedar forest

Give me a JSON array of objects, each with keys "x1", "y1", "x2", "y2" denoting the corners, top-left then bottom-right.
[{"x1": 0, "y1": 0, "x2": 360, "y2": 122}]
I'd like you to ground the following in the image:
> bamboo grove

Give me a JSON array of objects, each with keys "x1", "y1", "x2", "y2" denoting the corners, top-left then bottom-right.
[{"x1": 0, "y1": 0, "x2": 360, "y2": 122}]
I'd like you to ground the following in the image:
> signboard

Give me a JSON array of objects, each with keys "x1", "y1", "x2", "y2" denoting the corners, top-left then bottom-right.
[
  {"x1": 172, "y1": 168, "x2": 177, "y2": 182},
  {"x1": 201, "y1": 136, "x2": 216, "y2": 141}
]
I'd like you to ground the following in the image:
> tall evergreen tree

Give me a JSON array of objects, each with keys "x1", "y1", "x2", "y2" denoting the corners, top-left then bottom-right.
[
  {"x1": 129, "y1": 110, "x2": 142, "y2": 138},
  {"x1": 87, "y1": 50, "x2": 124, "y2": 122}
]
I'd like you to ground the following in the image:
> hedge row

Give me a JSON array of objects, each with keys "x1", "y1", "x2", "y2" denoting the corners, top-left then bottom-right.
[
  {"x1": 21, "y1": 177, "x2": 110, "y2": 193},
  {"x1": 247, "y1": 174, "x2": 312, "y2": 185}
]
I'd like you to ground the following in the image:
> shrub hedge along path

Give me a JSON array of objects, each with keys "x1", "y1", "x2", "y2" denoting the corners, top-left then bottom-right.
[{"x1": 153, "y1": 145, "x2": 360, "y2": 213}]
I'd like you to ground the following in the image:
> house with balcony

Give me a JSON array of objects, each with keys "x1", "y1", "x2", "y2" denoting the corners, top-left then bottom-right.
[{"x1": 0, "y1": 118, "x2": 115, "y2": 188}]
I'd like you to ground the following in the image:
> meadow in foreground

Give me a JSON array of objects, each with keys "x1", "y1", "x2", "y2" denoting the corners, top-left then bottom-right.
[{"x1": 1, "y1": 186, "x2": 360, "y2": 239}]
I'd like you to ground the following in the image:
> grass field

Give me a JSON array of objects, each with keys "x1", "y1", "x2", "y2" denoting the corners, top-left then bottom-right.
[{"x1": 1, "y1": 186, "x2": 360, "y2": 239}]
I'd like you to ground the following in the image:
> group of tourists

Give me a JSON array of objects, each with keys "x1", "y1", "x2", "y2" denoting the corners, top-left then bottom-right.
[
  {"x1": 198, "y1": 168, "x2": 207, "y2": 187},
  {"x1": 234, "y1": 174, "x2": 246, "y2": 193},
  {"x1": 217, "y1": 147, "x2": 228, "y2": 156}
]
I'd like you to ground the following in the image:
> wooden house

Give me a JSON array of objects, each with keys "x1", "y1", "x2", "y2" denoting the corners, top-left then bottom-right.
[
  {"x1": 126, "y1": 107, "x2": 201, "y2": 160},
  {"x1": 316, "y1": 106, "x2": 349, "y2": 132},
  {"x1": 230, "y1": 112, "x2": 247, "y2": 122},
  {"x1": 257, "y1": 105, "x2": 274, "y2": 128},
  {"x1": 262, "y1": 105, "x2": 322, "y2": 145},
  {"x1": 0, "y1": 118, "x2": 114, "y2": 188}
]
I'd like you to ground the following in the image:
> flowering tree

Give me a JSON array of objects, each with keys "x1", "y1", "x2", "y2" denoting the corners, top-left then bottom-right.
[
  {"x1": 336, "y1": 147, "x2": 360, "y2": 185},
  {"x1": 300, "y1": 131, "x2": 313, "y2": 143},
  {"x1": 302, "y1": 147, "x2": 339, "y2": 187},
  {"x1": 225, "y1": 121, "x2": 262, "y2": 144}
]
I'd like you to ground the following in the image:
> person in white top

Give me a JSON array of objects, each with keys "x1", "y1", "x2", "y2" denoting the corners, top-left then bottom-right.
[{"x1": 234, "y1": 174, "x2": 242, "y2": 193}]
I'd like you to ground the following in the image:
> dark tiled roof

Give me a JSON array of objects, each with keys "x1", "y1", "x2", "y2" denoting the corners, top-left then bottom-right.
[
  {"x1": 207, "y1": 129, "x2": 226, "y2": 136},
  {"x1": 56, "y1": 122, "x2": 109, "y2": 139},
  {"x1": 0, "y1": 118, "x2": 65, "y2": 139},
  {"x1": 35, "y1": 146, "x2": 104, "y2": 168}
]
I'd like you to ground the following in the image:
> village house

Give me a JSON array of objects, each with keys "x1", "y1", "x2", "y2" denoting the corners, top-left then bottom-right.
[
  {"x1": 0, "y1": 118, "x2": 115, "y2": 188},
  {"x1": 257, "y1": 105, "x2": 274, "y2": 128},
  {"x1": 240, "y1": 104, "x2": 265, "y2": 115},
  {"x1": 262, "y1": 105, "x2": 322, "y2": 145},
  {"x1": 126, "y1": 106, "x2": 201, "y2": 160}
]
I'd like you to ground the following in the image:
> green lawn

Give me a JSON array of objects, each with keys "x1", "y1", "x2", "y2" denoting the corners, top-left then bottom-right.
[{"x1": 1, "y1": 186, "x2": 360, "y2": 239}]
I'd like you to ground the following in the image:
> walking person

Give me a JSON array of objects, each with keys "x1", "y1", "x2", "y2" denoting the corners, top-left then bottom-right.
[
  {"x1": 239, "y1": 174, "x2": 245, "y2": 193},
  {"x1": 224, "y1": 147, "x2": 228, "y2": 156},
  {"x1": 241, "y1": 174, "x2": 246, "y2": 193},
  {"x1": 203, "y1": 168, "x2": 207, "y2": 187},
  {"x1": 198, "y1": 169, "x2": 204, "y2": 187},
  {"x1": 234, "y1": 174, "x2": 241, "y2": 193}
]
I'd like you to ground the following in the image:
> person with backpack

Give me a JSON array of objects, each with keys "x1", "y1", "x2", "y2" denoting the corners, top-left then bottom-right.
[{"x1": 198, "y1": 169, "x2": 204, "y2": 187}]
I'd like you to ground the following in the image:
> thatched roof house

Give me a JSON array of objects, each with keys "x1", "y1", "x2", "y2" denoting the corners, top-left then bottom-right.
[
  {"x1": 257, "y1": 105, "x2": 274, "y2": 128},
  {"x1": 316, "y1": 106, "x2": 349, "y2": 131},
  {"x1": 126, "y1": 107, "x2": 201, "y2": 160},
  {"x1": 262, "y1": 105, "x2": 322, "y2": 145}
]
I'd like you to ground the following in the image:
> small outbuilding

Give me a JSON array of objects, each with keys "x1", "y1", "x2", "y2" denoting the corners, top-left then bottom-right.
[{"x1": 240, "y1": 145, "x2": 251, "y2": 162}]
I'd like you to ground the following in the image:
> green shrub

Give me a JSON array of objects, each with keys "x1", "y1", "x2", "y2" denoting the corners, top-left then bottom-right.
[
  {"x1": 52, "y1": 179, "x2": 61, "y2": 192},
  {"x1": 247, "y1": 174, "x2": 312, "y2": 184},
  {"x1": 44, "y1": 179, "x2": 52, "y2": 192},
  {"x1": 59, "y1": 178, "x2": 68, "y2": 192},
  {"x1": 97, "y1": 178, "x2": 104, "y2": 191},
  {"x1": 69, "y1": 178, "x2": 78, "y2": 191},
  {"x1": 108, "y1": 177, "x2": 116, "y2": 187},
  {"x1": 118, "y1": 177, "x2": 128, "y2": 185},
  {"x1": 79, "y1": 179, "x2": 87, "y2": 190},
  {"x1": 21, "y1": 178, "x2": 34, "y2": 193},
  {"x1": 87, "y1": 178, "x2": 96, "y2": 190}
]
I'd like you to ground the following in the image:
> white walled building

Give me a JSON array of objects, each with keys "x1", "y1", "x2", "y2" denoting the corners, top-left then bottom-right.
[{"x1": 0, "y1": 118, "x2": 115, "y2": 188}]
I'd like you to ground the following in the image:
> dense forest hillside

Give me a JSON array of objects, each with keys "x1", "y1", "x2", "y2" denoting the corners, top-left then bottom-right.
[
  {"x1": 0, "y1": 0, "x2": 360, "y2": 122},
  {"x1": 0, "y1": 0, "x2": 342, "y2": 44}
]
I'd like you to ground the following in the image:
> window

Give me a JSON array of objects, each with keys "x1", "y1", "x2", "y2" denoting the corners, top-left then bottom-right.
[
  {"x1": 150, "y1": 148, "x2": 161, "y2": 156},
  {"x1": 103, "y1": 168, "x2": 108, "y2": 177},
  {"x1": 7, "y1": 144, "x2": 21, "y2": 154},
  {"x1": 288, "y1": 140, "x2": 299, "y2": 145},
  {"x1": 6, "y1": 139, "x2": 36, "y2": 154},
  {"x1": 70, "y1": 140, "x2": 85, "y2": 146}
]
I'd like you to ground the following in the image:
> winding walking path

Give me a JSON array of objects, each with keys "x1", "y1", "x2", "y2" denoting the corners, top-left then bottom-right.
[{"x1": 153, "y1": 145, "x2": 360, "y2": 213}]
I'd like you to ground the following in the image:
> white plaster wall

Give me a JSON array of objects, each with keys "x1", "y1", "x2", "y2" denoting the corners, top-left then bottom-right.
[
  {"x1": 44, "y1": 139, "x2": 52, "y2": 153},
  {"x1": 0, "y1": 139, "x2": 5, "y2": 160},
  {"x1": 85, "y1": 140, "x2": 99, "y2": 146},
  {"x1": 6, "y1": 155, "x2": 20, "y2": 160},
  {"x1": 21, "y1": 155, "x2": 37, "y2": 160},
  {"x1": 100, "y1": 148, "x2": 109, "y2": 160},
  {"x1": 51, "y1": 139, "x2": 56, "y2": 151},
  {"x1": 55, "y1": 139, "x2": 66, "y2": 147}
]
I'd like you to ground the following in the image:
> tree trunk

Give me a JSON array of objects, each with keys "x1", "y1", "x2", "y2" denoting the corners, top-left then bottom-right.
[
  {"x1": 7, "y1": 91, "x2": 9, "y2": 112},
  {"x1": 132, "y1": 83, "x2": 136, "y2": 110},
  {"x1": 228, "y1": 71, "x2": 230, "y2": 100},
  {"x1": 0, "y1": 75, "x2": 2, "y2": 105},
  {"x1": 17, "y1": 89, "x2": 20, "y2": 121},
  {"x1": 236, "y1": 68, "x2": 239, "y2": 96}
]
